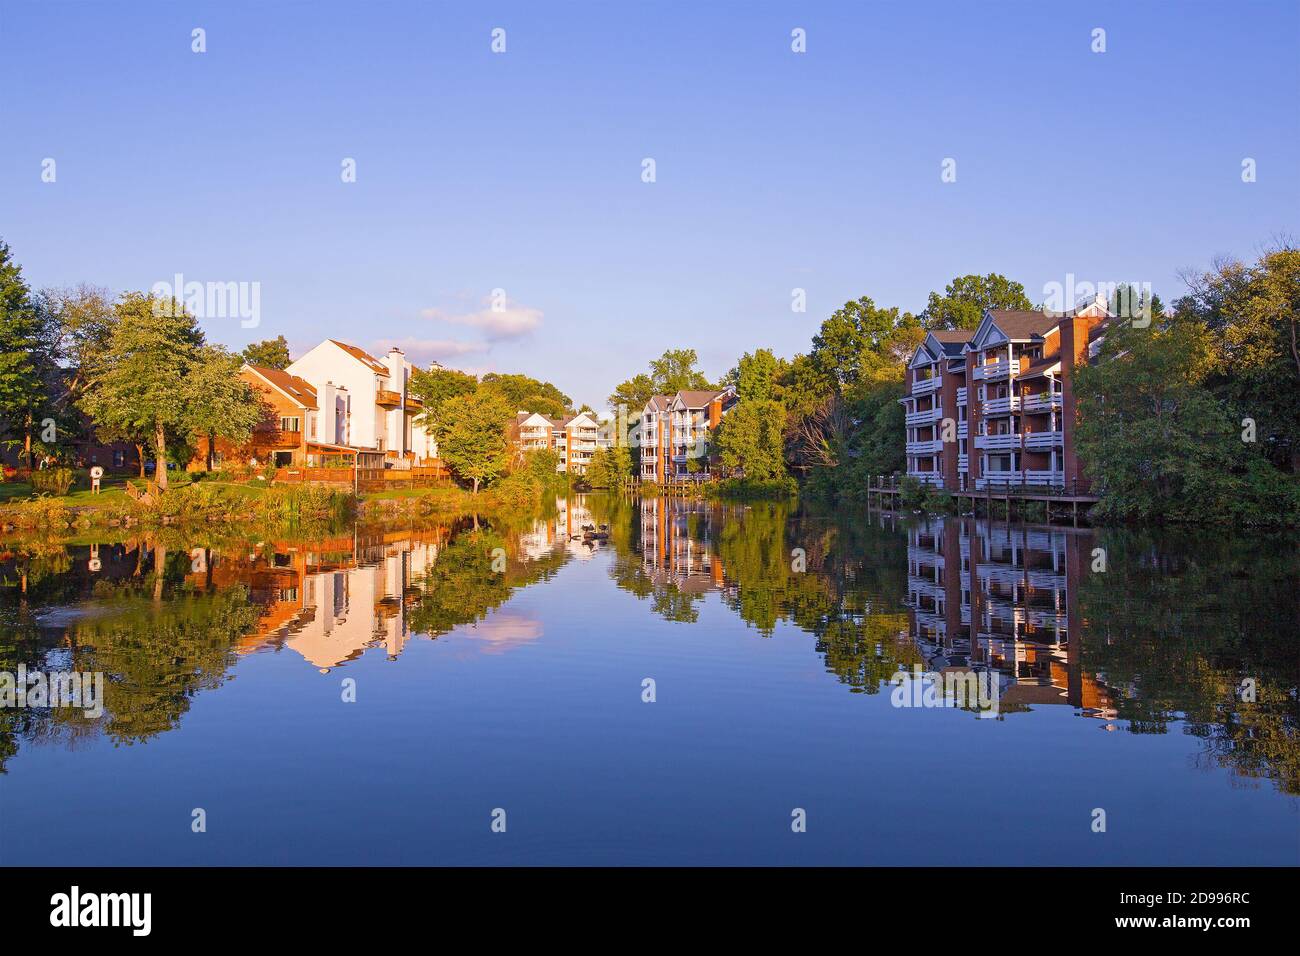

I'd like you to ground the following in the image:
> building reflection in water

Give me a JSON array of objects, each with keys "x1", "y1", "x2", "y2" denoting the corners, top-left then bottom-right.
[
  {"x1": 186, "y1": 529, "x2": 448, "y2": 671},
  {"x1": 637, "y1": 497, "x2": 728, "y2": 594},
  {"x1": 905, "y1": 518, "x2": 1116, "y2": 718}
]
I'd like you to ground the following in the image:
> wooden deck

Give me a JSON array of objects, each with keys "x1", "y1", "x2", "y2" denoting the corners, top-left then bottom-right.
[{"x1": 865, "y1": 477, "x2": 1099, "y2": 525}]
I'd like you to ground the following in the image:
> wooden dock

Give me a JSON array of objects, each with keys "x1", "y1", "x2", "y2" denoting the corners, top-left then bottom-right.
[{"x1": 864, "y1": 476, "x2": 1099, "y2": 525}]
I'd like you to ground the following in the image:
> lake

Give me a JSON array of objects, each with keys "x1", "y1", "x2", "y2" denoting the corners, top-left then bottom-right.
[{"x1": 1, "y1": 495, "x2": 1296, "y2": 865}]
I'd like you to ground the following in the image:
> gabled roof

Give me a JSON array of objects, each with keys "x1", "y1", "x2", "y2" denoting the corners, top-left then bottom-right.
[
  {"x1": 245, "y1": 365, "x2": 318, "y2": 410},
  {"x1": 673, "y1": 388, "x2": 730, "y2": 409},
  {"x1": 985, "y1": 310, "x2": 1058, "y2": 340},
  {"x1": 328, "y1": 339, "x2": 389, "y2": 374},
  {"x1": 644, "y1": 395, "x2": 673, "y2": 413}
]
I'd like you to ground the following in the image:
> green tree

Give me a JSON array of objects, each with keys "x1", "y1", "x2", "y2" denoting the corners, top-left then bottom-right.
[
  {"x1": 478, "y1": 372, "x2": 572, "y2": 418},
  {"x1": 79, "y1": 293, "x2": 206, "y2": 491},
  {"x1": 410, "y1": 365, "x2": 480, "y2": 433},
  {"x1": 715, "y1": 400, "x2": 788, "y2": 480},
  {"x1": 1076, "y1": 312, "x2": 1298, "y2": 524},
  {"x1": 1179, "y1": 246, "x2": 1300, "y2": 471},
  {"x1": 609, "y1": 349, "x2": 713, "y2": 416},
  {"x1": 240, "y1": 335, "x2": 291, "y2": 369},
  {"x1": 608, "y1": 372, "x2": 655, "y2": 414},
  {"x1": 734, "y1": 348, "x2": 779, "y2": 402},
  {"x1": 187, "y1": 346, "x2": 266, "y2": 470},
  {"x1": 0, "y1": 241, "x2": 56, "y2": 468},
  {"x1": 435, "y1": 391, "x2": 513, "y2": 493},
  {"x1": 810, "y1": 297, "x2": 923, "y2": 393},
  {"x1": 586, "y1": 445, "x2": 632, "y2": 487},
  {"x1": 649, "y1": 348, "x2": 712, "y2": 394},
  {"x1": 921, "y1": 273, "x2": 1033, "y2": 331}
]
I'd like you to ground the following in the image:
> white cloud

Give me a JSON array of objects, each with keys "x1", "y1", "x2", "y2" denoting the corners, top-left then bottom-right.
[
  {"x1": 371, "y1": 337, "x2": 489, "y2": 367},
  {"x1": 422, "y1": 296, "x2": 543, "y2": 340}
]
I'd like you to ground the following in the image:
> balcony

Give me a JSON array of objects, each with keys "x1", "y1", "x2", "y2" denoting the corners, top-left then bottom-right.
[
  {"x1": 376, "y1": 389, "x2": 401, "y2": 407},
  {"x1": 403, "y1": 397, "x2": 423, "y2": 413},
  {"x1": 906, "y1": 439, "x2": 944, "y2": 455},
  {"x1": 983, "y1": 396, "x2": 1021, "y2": 416},
  {"x1": 957, "y1": 454, "x2": 969, "y2": 472},
  {"x1": 1024, "y1": 430, "x2": 1063, "y2": 450},
  {"x1": 911, "y1": 375, "x2": 941, "y2": 395},
  {"x1": 906, "y1": 470, "x2": 945, "y2": 486},
  {"x1": 973, "y1": 433, "x2": 1020, "y2": 451},
  {"x1": 975, "y1": 470, "x2": 1065, "y2": 490},
  {"x1": 905, "y1": 406, "x2": 944, "y2": 427},
  {"x1": 1023, "y1": 469, "x2": 1064, "y2": 486},
  {"x1": 956, "y1": 387, "x2": 968, "y2": 405},
  {"x1": 972, "y1": 358, "x2": 1013, "y2": 381},
  {"x1": 256, "y1": 429, "x2": 302, "y2": 449},
  {"x1": 1022, "y1": 392, "x2": 1063, "y2": 413},
  {"x1": 957, "y1": 422, "x2": 968, "y2": 439}
]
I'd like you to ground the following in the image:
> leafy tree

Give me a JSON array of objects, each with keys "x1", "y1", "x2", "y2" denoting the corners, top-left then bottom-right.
[
  {"x1": 187, "y1": 346, "x2": 266, "y2": 470},
  {"x1": 715, "y1": 400, "x2": 788, "y2": 480},
  {"x1": 1179, "y1": 246, "x2": 1300, "y2": 471},
  {"x1": 240, "y1": 335, "x2": 291, "y2": 370},
  {"x1": 0, "y1": 241, "x2": 56, "y2": 467},
  {"x1": 650, "y1": 348, "x2": 712, "y2": 394},
  {"x1": 586, "y1": 445, "x2": 633, "y2": 487},
  {"x1": 810, "y1": 297, "x2": 923, "y2": 393},
  {"x1": 79, "y1": 293, "x2": 206, "y2": 490},
  {"x1": 410, "y1": 365, "x2": 480, "y2": 433},
  {"x1": 734, "y1": 348, "x2": 779, "y2": 402},
  {"x1": 478, "y1": 372, "x2": 571, "y2": 418},
  {"x1": 610, "y1": 349, "x2": 713, "y2": 415},
  {"x1": 921, "y1": 273, "x2": 1033, "y2": 331},
  {"x1": 608, "y1": 372, "x2": 655, "y2": 414},
  {"x1": 1076, "y1": 311, "x2": 1298, "y2": 525},
  {"x1": 435, "y1": 391, "x2": 513, "y2": 493}
]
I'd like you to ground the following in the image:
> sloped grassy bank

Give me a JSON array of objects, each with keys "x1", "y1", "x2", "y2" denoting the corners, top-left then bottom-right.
[{"x1": 0, "y1": 472, "x2": 557, "y2": 537}]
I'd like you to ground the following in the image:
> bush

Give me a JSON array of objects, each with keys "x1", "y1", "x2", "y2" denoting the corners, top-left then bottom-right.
[
  {"x1": 31, "y1": 467, "x2": 76, "y2": 496},
  {"x1": 707, "y1": 476, "x2": 798, "y2": 500}
]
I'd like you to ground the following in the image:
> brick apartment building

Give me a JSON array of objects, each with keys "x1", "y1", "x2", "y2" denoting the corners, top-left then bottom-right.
[{"x1": 901, "y1": 297, "x2": 1113, "y2": 492}]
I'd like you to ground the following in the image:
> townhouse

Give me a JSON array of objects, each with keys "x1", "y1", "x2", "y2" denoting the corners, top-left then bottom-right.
[
  {"x1": 509, "y1": 410, "x2": 605, "y2": 474},
  {"x1": 901, "y1": 296, "x2": 1112, "y2": 492},
  {"x1": 192, "y1": 339, "x2": 440, "y2": 472},
  {"x1": 637, "y1": 387, "x2": 738, "y2": 482},
  {"x1": 286, "y1": 340, "x2": 439, "y2": 465}
]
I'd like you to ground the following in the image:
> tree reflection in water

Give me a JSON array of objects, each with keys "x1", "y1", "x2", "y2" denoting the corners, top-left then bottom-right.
[{"x1": 1, "y1": 498, "x2": 1296, "y2": 795}]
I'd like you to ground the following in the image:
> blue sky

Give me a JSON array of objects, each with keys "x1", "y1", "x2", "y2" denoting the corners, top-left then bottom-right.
[{"x1": 3, "y1": 0, "x2": 1296, "y2": 409}]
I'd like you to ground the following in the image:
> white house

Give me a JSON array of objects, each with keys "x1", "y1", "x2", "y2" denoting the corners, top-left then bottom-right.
[{"x1": 286, "y1": 340, "x2": 438, "y2": 463}]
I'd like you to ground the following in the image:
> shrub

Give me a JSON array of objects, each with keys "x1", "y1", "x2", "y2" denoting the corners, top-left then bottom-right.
[{"x1": 31, "y1": 467, "x2": 76, "y2": 496}]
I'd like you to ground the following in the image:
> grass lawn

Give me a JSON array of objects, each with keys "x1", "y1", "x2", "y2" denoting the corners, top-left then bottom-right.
[{"x1": 0, "y1": 473, "x2": 282, "y2": 508}]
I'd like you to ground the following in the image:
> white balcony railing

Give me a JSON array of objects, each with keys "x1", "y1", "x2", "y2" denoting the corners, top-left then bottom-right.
[
  {"x1": 956, "y1": 387, "x2": 968, "y2": 405},
  {"x1": 972, "y1": 358, "x2": 1014, "y2": 381},
  {"x1": 983, "y1": 396, "x2": 1021, "y2": 416},
  {"x1": 973, "y1": 433, "x2": 1020, "y2": 451},
  {"x1": 906, "y1": 470, "x2": 945, "y2": 486},
  {"x1": 911, "y1": 376, "x2": 941, "y2": 395},
  {"x1": 906, "y1": 439, "x2": 944, "y2": 455},
  {"x1": 1022, "y1": 392, "x2": 1063, "y2": 413},
  {"x1": 905, "y1": 406, "x2": 944, "y2": 427},
  {"x1": 957, "y1": 454, "x2": 969, "y2": 472},
  {"x1": 1024, "y1": 431, "x2": 1063, "y2": 450}
]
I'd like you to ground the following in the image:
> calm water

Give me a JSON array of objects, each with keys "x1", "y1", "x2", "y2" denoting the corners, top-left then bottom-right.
[{"x1": 1, "y1": 497, "x2": 1296, "y2": 866}]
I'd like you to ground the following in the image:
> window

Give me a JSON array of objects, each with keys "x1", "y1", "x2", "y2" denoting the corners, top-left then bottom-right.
[{"x1": 280, "y1": 416, "x2": 301, "y2": 433}]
